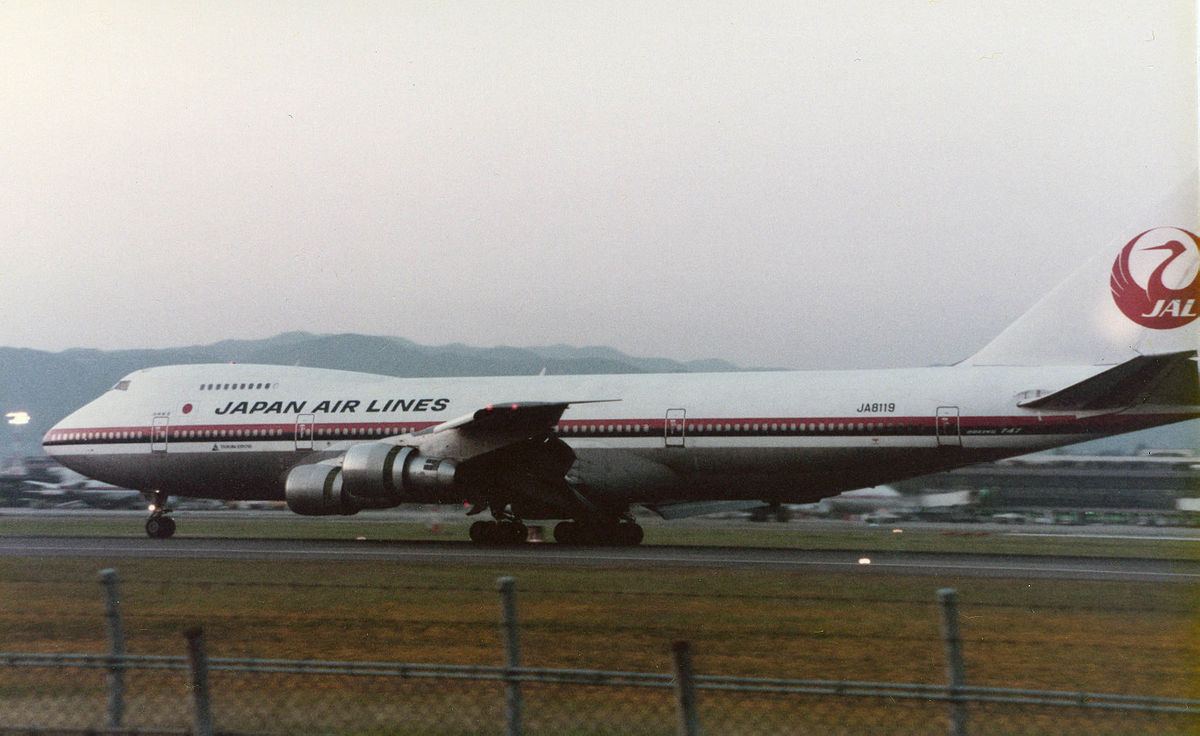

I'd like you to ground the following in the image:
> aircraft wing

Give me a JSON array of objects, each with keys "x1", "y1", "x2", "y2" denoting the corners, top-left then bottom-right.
[
  {"x1": 1018, "y1": 351, "x2": 1199, "y2": 411},
  {"x1": 402, "y1": 400, "x2": 616, "y2": 460},
  {"x1": 370, "y1": 399, "x2": 618, "y2": 519}
]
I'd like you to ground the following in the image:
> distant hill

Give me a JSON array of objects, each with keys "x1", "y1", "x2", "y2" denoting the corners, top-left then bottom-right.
[
  {"x1": 0, "y1": 332, "x2": 1192, "y2": 455},
  {"x1": 0, "y1": 332, "x2": 747, "y2": 450}
]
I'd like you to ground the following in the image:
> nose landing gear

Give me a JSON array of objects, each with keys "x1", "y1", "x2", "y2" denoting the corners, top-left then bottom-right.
[{"x1": 145, "y1": 491, "x2": 175, "y2": 539}]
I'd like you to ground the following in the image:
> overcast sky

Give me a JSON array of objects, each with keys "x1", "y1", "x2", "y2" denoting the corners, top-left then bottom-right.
[{"x1": 1, "y1": 1, "x2": 1195, "y2": 369}]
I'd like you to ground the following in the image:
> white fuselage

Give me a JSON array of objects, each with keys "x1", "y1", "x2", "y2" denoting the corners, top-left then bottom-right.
[{"x1": 42, "y1": 362, "x2": 1196, "y2": 510}]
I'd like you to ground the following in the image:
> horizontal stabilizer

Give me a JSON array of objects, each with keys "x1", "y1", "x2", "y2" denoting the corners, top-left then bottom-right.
[{"x1": 1018, "y1": 351, "x2": 1199, "y2": 411}]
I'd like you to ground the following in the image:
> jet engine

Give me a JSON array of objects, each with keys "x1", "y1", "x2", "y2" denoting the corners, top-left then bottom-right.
[
  {"x1": 341, "y1": 443, "x2": 457, "y2": 500},
  {"x1": 284, "y1": 464, "x2": 365, "y2": 516},
  {"x1": 284, "y1": 443, "x2": 458, "y2": 516}
]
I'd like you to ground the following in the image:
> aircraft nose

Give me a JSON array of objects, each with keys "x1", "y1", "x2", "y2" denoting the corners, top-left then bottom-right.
[
  {"x1": 42, "y1": 407, "x2": 87, "y2": 460},
  {"x1": 40, "y1": 412, "x2": 95, "y2": 478},
  {"x1": 42, "y1": 417, "x2": 67, "y2": 455}
]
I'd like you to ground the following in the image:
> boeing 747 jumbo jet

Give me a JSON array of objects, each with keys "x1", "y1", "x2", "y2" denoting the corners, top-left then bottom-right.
[{"x1": 43, "y1": 197, "x2": 1200, "y2": 543}]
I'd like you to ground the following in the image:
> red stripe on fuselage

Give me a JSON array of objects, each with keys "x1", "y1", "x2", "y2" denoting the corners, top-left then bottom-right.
[{"x1": 41, "y1": 411, "x2": 1198, "y2": 447}]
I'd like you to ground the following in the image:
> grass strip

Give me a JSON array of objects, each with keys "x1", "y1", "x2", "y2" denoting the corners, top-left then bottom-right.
[
  {"x1": 1, "y1": 513, "x2": 1197, "y2": 560},
  {"x1": 0, "y1": 556, "x2": 1195, "y2": 699}
]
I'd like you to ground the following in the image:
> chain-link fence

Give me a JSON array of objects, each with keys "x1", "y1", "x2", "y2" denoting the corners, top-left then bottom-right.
[
  {"x1": 1, "y1": 571, "x2": 1196, "y2": 735},
  {"x1": 2, "y1": 652, "x2": 1197, "y2": 735}
]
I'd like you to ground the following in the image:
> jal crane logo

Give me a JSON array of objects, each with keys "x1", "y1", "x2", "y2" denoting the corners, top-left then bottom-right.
[{"x1": 1110, "y1": 227, "x2": 1200, "y2": 329}]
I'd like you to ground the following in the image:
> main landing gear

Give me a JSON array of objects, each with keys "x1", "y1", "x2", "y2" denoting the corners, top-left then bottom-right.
[
  {"x1": 467, "y1": 518, "x2": 644, "y2": 545},
  {"x1": 465, "y1": 500, "x2": 645, "y2": 547},
  {"x1": 145, "y1": 491, "x2": 176, "y2": 539},
  {"x1": 468, "y1": 519, "x2": 528, "y2": 545},
  {"x1": 553, "y1": 519, "x2": 643, "y2": 546}
]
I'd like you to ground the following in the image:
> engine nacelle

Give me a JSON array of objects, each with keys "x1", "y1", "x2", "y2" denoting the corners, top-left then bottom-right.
[
  {"x1": 340, "y1": 443, "x2": 458, "y2": 502},
  {"x1": 284, "y1": 464, "x2": 395, "y2": 516}
]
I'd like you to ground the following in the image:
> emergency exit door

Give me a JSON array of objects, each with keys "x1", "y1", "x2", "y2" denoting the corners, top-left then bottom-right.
[
  {"x1": 665, "y1": 408, "x2": 686, "y2": 447},
  {"x1": 936, "y1": 406, "x2": 961, "y2": 447},
  {"x1": 151, "y1": 416, "x2": 169, "y2": 453},
  {"x1": 295, "y1": 414, "x2": 315, "y2": 451}
]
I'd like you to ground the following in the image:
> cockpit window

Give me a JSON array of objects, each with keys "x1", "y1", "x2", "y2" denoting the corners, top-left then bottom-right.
[{"x1": 112, "y1": 380, "x2": 131, "y2": 391}]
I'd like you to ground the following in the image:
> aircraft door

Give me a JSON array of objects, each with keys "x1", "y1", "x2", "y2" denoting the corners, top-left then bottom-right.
[
  {"x1": 665, "y1": 408, "x2": 686, "y2": 447},
  {"x1": 936, "y1": 406, "x2": 961, "y2": 447},
  {"x1": 151, "y1": 416, "x2": 169, "y2": 453},
  {"x1": 295, "y1": 414, "x2": 315, "y2": 451}
]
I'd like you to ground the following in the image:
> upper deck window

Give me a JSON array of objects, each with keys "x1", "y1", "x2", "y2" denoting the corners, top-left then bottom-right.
[{"x1": 112, "y1": 380, "x2": 131, "y2": 391}]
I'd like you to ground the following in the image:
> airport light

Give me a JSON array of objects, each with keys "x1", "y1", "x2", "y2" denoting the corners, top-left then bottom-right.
[{"x1": 5, "y1": 412, "x2": 30, "y2": 426}]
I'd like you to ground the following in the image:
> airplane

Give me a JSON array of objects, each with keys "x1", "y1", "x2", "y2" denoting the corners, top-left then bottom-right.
[
  {"x1": 42, "y1": 194, "x2": 1200, "y2": 543},
  {"x1": 23, "y1": 474, "x2": 150, "y2": 510},
  {"x1": 799, "y1": 486, "x2": 920, "y2": 518}
]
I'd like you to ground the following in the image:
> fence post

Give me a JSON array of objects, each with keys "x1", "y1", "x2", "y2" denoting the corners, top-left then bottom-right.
[
  {"x1": 938, "y1": 588, "x2": 968, "y2": 736},
  {"x1": 185, "y1": 627, "x2": 214, "y2": 736},
  {"x1": 497, "y1": 576, "x2": 522, "y2": 736},
  {"x1": 98, "y1": 568, "x2": 125, "y2": 730},
  {"x1": 671, "y1": 640, "x2": 700, "y2": 736}
]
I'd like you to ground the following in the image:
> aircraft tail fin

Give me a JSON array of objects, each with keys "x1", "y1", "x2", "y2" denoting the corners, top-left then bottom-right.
[{"x1": 965, "y1": 175, "x2": 1199, "y2": 367}]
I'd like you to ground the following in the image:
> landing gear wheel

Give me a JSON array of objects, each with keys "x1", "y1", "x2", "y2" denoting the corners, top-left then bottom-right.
[
  {"x1": 502, "y1": 521, "x2": 528, "y2": 545},
  {"x1": 554, "y1": 520, "x2": 580, "y2": 545},
  {"x1": 145, "y1": 515, "x2": 175, "y2": 539},
  {"x1": 616, "y1": 522, "x2": 644, "y2": 546},
  {"x1": 554, "y1": 520, "x2": 643, "y2": 546},
  {"x1": 469, "y1": 520, "x2": 528, "y2": 545},
  {"x1": 469, "y1": 520, "x2": 490, "y2": 543}
]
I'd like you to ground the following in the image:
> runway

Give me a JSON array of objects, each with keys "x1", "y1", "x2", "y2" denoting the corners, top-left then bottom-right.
[{"x1": 3, "y1": 535, "x2": 1197, "y2": 583}]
